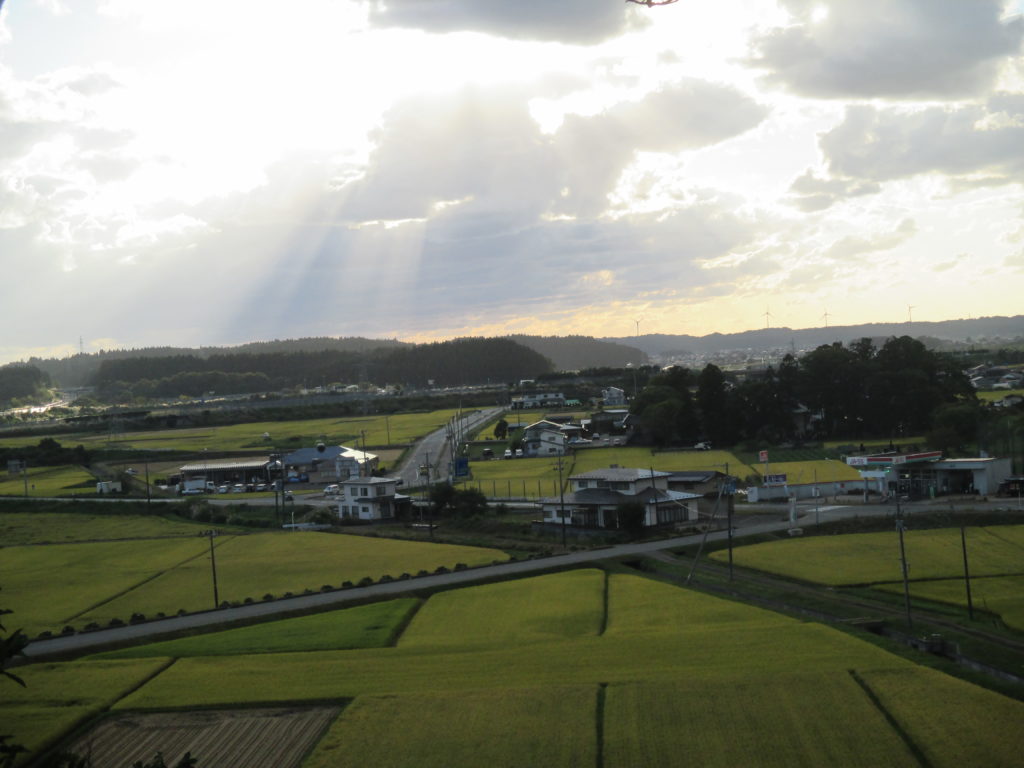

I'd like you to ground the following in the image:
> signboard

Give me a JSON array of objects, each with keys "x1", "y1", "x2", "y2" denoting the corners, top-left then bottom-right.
[
  {"x1": 454, "y1": 457, "x2": 470, "y2": 478},
  {"x1": 764, "y1": 474, "x2": 787, "y2": 485},
  {"x1": 7, "y1": 460, "x2": 25, "y2": 475},
  {"x1": 759, "y1": 450, "x2": 769, "y2": 463},
  {"x1": 847, "y1": 456, "x2": 868, "y2": 466}
]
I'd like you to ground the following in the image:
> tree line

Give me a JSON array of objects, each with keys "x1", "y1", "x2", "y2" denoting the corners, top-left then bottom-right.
[
  {"x1": 630, "y1": 336, "x2": 980, "y2": 448},
  {"x1": 0, "y1": 365, "x2": 51, "y2": 409},
  {"x1": 92, "y1": 338, "x2": 553, "y2": 402}
]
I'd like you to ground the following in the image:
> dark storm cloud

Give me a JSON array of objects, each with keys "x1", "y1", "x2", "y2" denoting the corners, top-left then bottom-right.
[
  {"x1": 749, "y1": 0, "x2": 1023, "y2": 99},
  {"x1": 365, "y1": 0, "x2": 647, "y2": 44}
]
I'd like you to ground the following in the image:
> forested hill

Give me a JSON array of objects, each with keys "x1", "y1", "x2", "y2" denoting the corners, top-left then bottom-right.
[
  {"x1": 91, "y1": 338, "x2": 552, "y2": 399},
  {"x1": 507, "y1": 335, "x2": 646, "y2": 370},
  {"x1": 608, "y1": 315, "x2": 1024, "y2": 358},
  {"x1": 24, "y1": 337, "x2": 410, "y2": 387}
]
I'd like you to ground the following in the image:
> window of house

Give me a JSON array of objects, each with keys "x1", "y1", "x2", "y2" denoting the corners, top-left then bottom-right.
[
  {"x1": 577, "y1": 480, "x2": 589, "y2": 489},
  {"x1": 360, "y1": 487, "x2": 368, "y2": 496}
]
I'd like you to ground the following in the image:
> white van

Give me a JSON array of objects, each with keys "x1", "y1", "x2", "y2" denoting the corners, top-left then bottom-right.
[{"x1": 324, "y1": 484, "x2": 340, "y2": 495}]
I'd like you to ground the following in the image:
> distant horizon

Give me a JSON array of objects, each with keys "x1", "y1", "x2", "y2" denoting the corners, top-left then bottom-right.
[{"x1": 7, "y1": 313, "x2": 1023, "y2": 365}]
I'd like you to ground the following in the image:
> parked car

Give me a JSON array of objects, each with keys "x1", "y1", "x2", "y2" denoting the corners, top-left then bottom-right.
[
  {"x1": 255, "y1": 483, "x2": 268, "y2": 492},
  {"x1": 504, "y1": 449, "x2": 513, "y2": 459},
  {"x1": 217, "y1": 485, "x2": 229, "y2": 494},
  {"x1": 515, "y1": 449, "x2": 523, "y2": 458},
  {"x1": 231, "y1": 484, "x2": 245, "y2": 493},
  {"x1": 324, "y1": 484, "x2": 340, "y2": 495}
]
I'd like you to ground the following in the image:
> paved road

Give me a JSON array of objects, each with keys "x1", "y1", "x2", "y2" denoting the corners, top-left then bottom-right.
[
  {"x1": 393, "y1": 406, "x2": 504, "y2": 488},
  {"x1": 20, "y1": 501, "x2": 900, "y2": 661}
]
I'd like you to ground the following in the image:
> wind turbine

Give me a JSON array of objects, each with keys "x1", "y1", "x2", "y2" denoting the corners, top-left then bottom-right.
[
  {"x1": 764, "y1": 308, "x2": 773, "y2": 329},
  {"x1": 822, "y1": 310, "x2": 830, "y2": 328},
  {"x1": 907, "y1": 305, "x2": 915, "y2": 324}
]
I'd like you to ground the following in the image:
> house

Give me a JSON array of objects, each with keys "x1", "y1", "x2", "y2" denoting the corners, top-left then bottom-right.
[
  {"x1": 588, "y1": 409, "x2": 630, "y2": 435},
  {"x1": 522, "y1": 420, "x2": 568, "y2": 457},
  {"x1": 282, "y1": 444, "x2": 378, "y2": 483},
  {"x1": 337, "y1": 477, "x2": 408, "y2": 521},
  {"x1": 511, "y1": 392, "x2": 566, "y2": 409},
  {"x1": 602, "y1": 386, "x2": 627, "y2": 406},
  {"x1": 538, "y1": 468, "x2": 700, "y2": 529}
]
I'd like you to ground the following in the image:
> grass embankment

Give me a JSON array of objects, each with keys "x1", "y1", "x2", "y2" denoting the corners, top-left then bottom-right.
[{"x1": 8, "y1": 570, "x2": 1024, "y2": 766}]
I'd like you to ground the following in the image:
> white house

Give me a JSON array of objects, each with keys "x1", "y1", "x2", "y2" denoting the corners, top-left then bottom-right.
[
  {"x1": 602, "y1": 386, "x2": 626, "y2": 406},
  {"x1": 337, "y1": 477, "x2": 407, "y2": 521},
  {"x1": 538, "y1": 468, "x2": 700, "y2": 529},
  {"x1": 522, "y1": 419, "x2": 568, "y2": 457}
]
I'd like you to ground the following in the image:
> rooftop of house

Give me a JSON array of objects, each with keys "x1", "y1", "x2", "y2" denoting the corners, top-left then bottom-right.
[
  {"x1": 284, "y1": 445, "x2": 376, "y2": 464},
  {"x1": 571, "y1": 467, "x2": 673, "y2": 482},
  {"x1": 340, "y1": 476, "x2": 400, "y2": 485},
  {"x1": 540, "y1": 486, "x2": 701, "y2": 506}
]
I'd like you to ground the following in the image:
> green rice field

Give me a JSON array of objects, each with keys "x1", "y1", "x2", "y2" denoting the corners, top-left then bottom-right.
[
  {"x1": 709, "y1": 525, "x2": 1024, "y2": 586},
  {"x1": 0, "y1": 409, "x2": 465, "y2": 453},
  {"x1": 0, "y1": 510, "x2": 214, "y2": 546},
  {"x1": 1, "y1": 530, "x2": 504, "y2": 634},
  {"x1": 0, "y1": 465, "x2": 95, "y2": 497},
  {"x1": 95, "y1": 598, "x2": 420, "y2": 658},
  {"x1": 875, "y1": 575, "x2": 1024, "y2": 631},
  {"x1": 6, "y1": 571, "x2": 1023, "y2": 766}
]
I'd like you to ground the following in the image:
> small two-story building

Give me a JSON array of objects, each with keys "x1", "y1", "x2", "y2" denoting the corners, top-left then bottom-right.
[
  {"x1": 522, "y1": 419, "x2": 568, "y2": 457},
  {"x1": 538, "y1": 468, "x2": 700, "y2": 530},
  {"x1": 337, "y1": 476, "x2": 408, "y2": 521}
]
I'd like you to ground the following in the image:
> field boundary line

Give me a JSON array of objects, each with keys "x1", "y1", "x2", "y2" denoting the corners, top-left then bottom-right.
[
  {"x1": 979, "y1": 526, "x2": 1024, "y2": 554},
  {"x1": 386, "y1": 598, "x2": 426, "y2": 646},
  {"x1": 599, "y1": 571, "x2": 609, "y2": 636},
  {"x1": 595, "y1": 682, "x2": 607, "y2": 768},
  {"x1": 847, "y1": 669, "x2": 932, "y2": 768},
  {"x1": 61, "y1": 537, "x2": 237, "y2": 625}
]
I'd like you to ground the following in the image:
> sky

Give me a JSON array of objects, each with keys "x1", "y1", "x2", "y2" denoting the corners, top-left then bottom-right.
[{"x1": 1, "y1": 0, "x2": 1023, "y2": 363}]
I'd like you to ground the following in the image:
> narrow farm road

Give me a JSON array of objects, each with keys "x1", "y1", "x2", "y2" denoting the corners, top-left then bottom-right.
[{"x1": 21, "y1": 503, "x2": 895, "y2": 661}]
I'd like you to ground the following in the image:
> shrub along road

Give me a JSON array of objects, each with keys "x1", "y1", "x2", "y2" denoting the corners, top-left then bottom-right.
[{"x1": 21, "y1": 502, "x2": 899, "y2": 661}]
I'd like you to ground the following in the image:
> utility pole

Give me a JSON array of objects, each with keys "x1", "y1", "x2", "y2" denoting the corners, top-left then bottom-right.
[
  {"x1": 558, "y1": 456, "x2": 567, "y2": 549},
  {"x1": 961, "y1": 526, "x2": 974, "y2": 620},
  {"x1": 208, "y1": 530, "x2": 220, "y2": 609},
  {"x1": 145, "y1": 459, "x2": 151, "y2": 506},
  {"x1": 896, "y1": 500, "x2": 912, "y2": 629}
]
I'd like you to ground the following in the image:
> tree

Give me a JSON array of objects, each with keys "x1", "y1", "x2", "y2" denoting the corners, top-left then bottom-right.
[
  {"x1": 1, "y1": 599, "x2": 28, "y2": 768},
  {"x1": 448, "y1": 488, "x2": 489, "y2": 519},
  {"x1": 493, "y1": 418, "x2": 509, "y2": 440}
]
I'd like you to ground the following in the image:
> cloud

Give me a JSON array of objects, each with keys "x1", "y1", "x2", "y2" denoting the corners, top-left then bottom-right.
[
  {"x1": 749, "y1": 0, "x2": 1023, "y2": 98},
  {"x1": 823, "y1": 218, "x2": 918, "y2": 261},
  {"x1": 787, "y1": 170, "x2": 881, "y2": 211},
  {"x1": 339, "y1": 79, "x2": 767, "y2": 223},
  {"x1": 366, "y1": 0, "x2": 648, "y2": 44},
  {"x1": 821, "y1": 103, "x2": 1024, "y2": 184}
]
